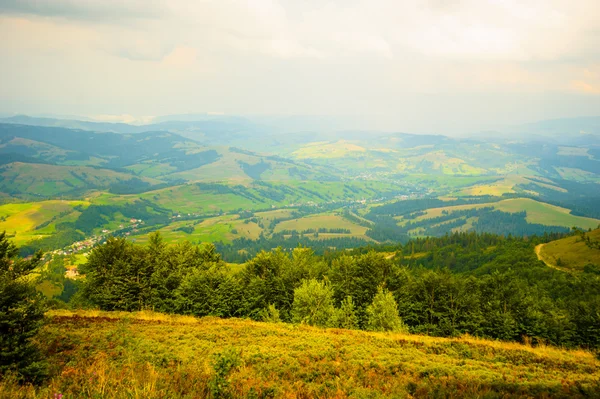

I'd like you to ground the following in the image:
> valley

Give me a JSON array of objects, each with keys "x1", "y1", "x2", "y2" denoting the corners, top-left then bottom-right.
[{"x1": 0, "y1": 118, "x2": 599, "y2": 264}]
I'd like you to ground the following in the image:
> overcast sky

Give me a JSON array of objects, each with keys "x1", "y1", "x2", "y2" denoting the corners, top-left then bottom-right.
[{"x1": 1, "y1": 0, "x2": 599, "y2": 133}]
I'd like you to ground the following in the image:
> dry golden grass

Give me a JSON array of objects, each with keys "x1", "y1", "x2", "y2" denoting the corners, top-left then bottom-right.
[{"x1": 2, "y1": 309, "x2": 598, "y2": 398}]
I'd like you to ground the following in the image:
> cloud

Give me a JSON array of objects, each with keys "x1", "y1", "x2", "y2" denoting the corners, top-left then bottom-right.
[
  {"x1": 3, "y1": 0, "x2": 599, "y2": 63},
  {"x1": 0, "y1": 0, "x2": 167, "y2": 22},
  {"x1": 571, "y1": 66, "x2": 600, "y2": 94},
  {"x1": 0, "y1": 0, "x2": 599, "y2": 132},
  {"x1": 161, "y1": 46, "x2": 197, "y2": 67}
]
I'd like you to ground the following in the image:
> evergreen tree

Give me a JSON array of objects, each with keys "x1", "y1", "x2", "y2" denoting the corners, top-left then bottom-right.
[
  {"x1": 366, "y1": 287, "x2": 406, "y2": 332},
  {"x1": 291, "y1": 279, "x2": 335, "y2": 327},
  {"x1": 0, "y1": 231, "x2": 48, "y2": 383},
  {"x1": 330, "y1": 296, "x2": 359, "y2": 329},
  {"x1": 259, "y1": 304, "x2": 281, "y2": 323}
]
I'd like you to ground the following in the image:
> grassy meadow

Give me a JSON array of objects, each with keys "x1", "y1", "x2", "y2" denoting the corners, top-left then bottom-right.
[
  {"x1": 538, "y1": 229, "x2": 600, "y2": 271},
  {"x1": 2, "y1": 309, "x2": 599, "y2": 399},
  {"x1": 131, "y1": 215, "x2": 263, "y2": 245},
  {"x1": 397, "y1": 198, "x2": 600, "y2": 231},
  {"x1": 0, "y1": 200, "x2": 89, "y2": 246},
  {"x1": 274, "y1": 213, "x2": 369, "y2": 237}
]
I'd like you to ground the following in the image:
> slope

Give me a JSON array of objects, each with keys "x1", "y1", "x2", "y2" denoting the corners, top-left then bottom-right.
[
  {"x1": 0, "y1": 162, "x2": 161, "y2": 197},
  {"x1": 2, "y1": 309, "x2": 597, "y2": 399},
  {"x1": 537, "y1": 229, "x2": 600, "y2": 272}
]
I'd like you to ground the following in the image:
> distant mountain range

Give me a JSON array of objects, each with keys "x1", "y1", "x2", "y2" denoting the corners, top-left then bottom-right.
[
  {"x1": 2, "y1": 113, "x2": 599, "y2": 142},
  {"x1": 0, "y1": 114, "x2": 598, "y2": 198}
]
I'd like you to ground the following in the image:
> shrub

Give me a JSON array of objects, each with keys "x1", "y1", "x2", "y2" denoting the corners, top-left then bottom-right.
[
  {"x1": 209, "y1": 348, "x2": 242, "y2": 399},
  {"x1": 260, "y1": 304, "x2": 281, "y2": 323}
]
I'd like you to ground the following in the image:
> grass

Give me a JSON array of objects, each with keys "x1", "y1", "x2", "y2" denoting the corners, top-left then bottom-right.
[
  {"x1": 124, "y1": 162, "x2": 177, "y2": 178},
  {"x1": 292, "y1": 140, "x2": 367, "y2": 159},
  {"x1": 0, "y1": 162, "x2": 160, "y2": 196},
  {"x1": 398, "y1": 151, "x2": 488, "y2": 176},
  {"x1": 2, "y1": 309, "x2": 598, "y2": 398},
  {"x1": 538, "y1": 229, "x2": 600, "y2": 271},
  {"x1": 457, "y1": 175, "x2": 569, "y2": 197},
  {"x1": 493, "y1": 198, "x2": 599, "y2": 228},
  {"x1": 458, "y1": 176, "x2": 529, "y2": 196},
  {"x1": 132, "y1": 215, "x2": 263, "y2": 245},
  {"x1": 555, "y1": 167, "x2": 600, "y2": 182},
  {"x1": 0, "y1": 200, "x2": 89, "y2": 246},
  {"x1": 35, "y1": 280, "x2": 63, "y2": 298},
  {"x1": 136, "y1": 180, "x2": 401, "y2": 215},
  {"x1": 401, "y1": 198, "x2": 600, "y2": 230},
  {"x1": 274, "y1": 213, "x2": 368, "y2": 236}
]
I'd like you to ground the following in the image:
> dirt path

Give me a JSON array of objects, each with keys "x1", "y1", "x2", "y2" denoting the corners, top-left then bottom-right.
[{"x1": 534, "y1": 244, "x2": 573, "y2": 274}]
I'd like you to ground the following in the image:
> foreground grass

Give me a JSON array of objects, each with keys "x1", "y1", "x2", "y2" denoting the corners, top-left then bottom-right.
[{"x1": 2, "y1": 310, "x2": 599, "y2": 398}]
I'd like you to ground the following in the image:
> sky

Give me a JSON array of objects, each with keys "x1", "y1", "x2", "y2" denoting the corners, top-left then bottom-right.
[{"x1": 0, "y1": 0, "x2": 599, "y2": 134}]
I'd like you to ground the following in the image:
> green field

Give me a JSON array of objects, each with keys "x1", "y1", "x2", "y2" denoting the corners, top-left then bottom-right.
[
  {"x1": 137, "y1": 180, "x2": 402, "y2": 215},
  {"x1": 0, "y1": 200, "x2": 89, "y2": 245},
  {"x1": 401, "y1": 198, "x2": 600, "y2": 230},
  {"x1": 274, "y1": 213, "x2": 368, "y2": 236},
  {"x1": 3, "y1": 309, "x2": 597, "y2": 398},
  {"x1": 0, "y1": 162, "x2": 160, "y2": 196},
  {"x1": 132, "y1": 215, "x2": 263, "y2": 245},
  {"x1": 537, "y1": 229, "x2": 600, "y2": 271}
]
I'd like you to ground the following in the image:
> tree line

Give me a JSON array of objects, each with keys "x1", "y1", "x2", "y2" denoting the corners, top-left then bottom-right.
[{"x1": 74, "y1": 231, "x2": 600, "y2": 349}]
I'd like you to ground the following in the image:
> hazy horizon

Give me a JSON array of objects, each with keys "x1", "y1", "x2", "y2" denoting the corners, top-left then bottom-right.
[{"x1": 1, "y1": 0, "x2": 599, "y2": 135}]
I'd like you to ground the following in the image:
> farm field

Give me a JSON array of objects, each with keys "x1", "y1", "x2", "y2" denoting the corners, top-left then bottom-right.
[
  {"x1": 3, "y1": 309, "x2": 598, "y2": 399},
  {"x1": 131, "y1": 215, "x2": 262, "y2": 245},
  {"x1": 274, "y1": 213, "x2": 368, "y2": 236},
  {"x1": 0, "y1": 200, "x2": 89, "y2": 245},
  {"x1": 399, "y1": 198, "x2": 600, "y2": 230}
]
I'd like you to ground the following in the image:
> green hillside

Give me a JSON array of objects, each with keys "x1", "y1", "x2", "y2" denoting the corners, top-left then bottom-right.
[
  {"x1": 2, "y1": 309, "x2": 597, "y2": 398},
  {"x1": 0, "y1": 162, "x2": 161, "y2": 197},
  {"x1": 0, "y1": 200, "x2": 88, "y2": 245},
  {"x1": 537, "y1": 229, "x2": 600, "y2": 272},
  {"x1": 401, "y1": 198, "x2": 600, "y2": 230}
]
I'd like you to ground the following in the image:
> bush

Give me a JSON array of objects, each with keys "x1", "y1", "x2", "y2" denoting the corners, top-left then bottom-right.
[
  {"x1": 366, "y1": 287, "x2": 407, "y2": 332},
  {"x1": 330, "y1": 296, "x2": 358, "y2": 329},
  {"x1": 209, "y1": 348, "x2": 242, "y2": 399},
  {"x1": 291, "y1": 279, "x2": 335, "y2": 327},
  {"x1": 0, "y1": 232, "x2": 48, "y2": 383},
  {"x1": 260, "y1": 304, "x2": 281, "y2": 323}
]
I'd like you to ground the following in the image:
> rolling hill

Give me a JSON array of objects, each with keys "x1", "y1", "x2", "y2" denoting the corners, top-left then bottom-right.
[
  {"x1": 0, "y1": 162, "x2": 161, "y2": 197},
  {"x1": 537, "y1": 228, "x2": 600, "y2": 272}
]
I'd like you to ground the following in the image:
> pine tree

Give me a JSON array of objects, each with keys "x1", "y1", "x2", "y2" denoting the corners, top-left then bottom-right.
[
  {"x1": 291, "y1": 279, "x2": 335, "y2": 327},
  {"x1": 0, "y1": 231, "x2": 48, "y2": 383},
  {"x1": 331, "y1": 296, "x2": 358, "y2": 329},
  {"x1": 366, "y1": 286, "x2": 407, "y2": 332}
]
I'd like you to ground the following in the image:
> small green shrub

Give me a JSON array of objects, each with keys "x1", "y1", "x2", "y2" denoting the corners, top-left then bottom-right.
[{"x1": 209, "y1": 348, "x2": 242, "y2": 399}]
